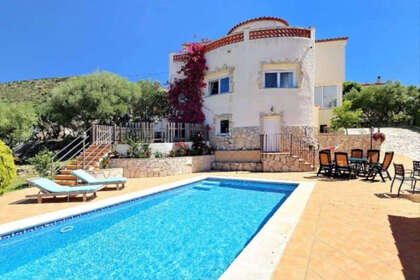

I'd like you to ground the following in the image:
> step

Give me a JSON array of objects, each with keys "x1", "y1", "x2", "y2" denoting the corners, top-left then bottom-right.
[
  {"x1": 67, "y1": 163, "x2": 98, "y2": 170},
  {"x1": 76, "y1": 152, "x2": 108, "y2": 158},
  {"x1": 201, "y1": 180, "x2": 221, "y2": 186},
  {"x1": 54, "y1": 175, "x2": 77, "y2": 180},
  {"x1": 85, "y1": 146, "x2": 111, "y2": 152},
  {"x1": 71, "y1": 159, "x2": 102, "y2": 165},
  {"x1": 54, "y1": 180, "x2": 76, "y2": 186}
]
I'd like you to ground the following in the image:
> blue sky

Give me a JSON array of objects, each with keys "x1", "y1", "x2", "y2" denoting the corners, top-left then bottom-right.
[{"x1": 1, "y1": 0, "x2": 418, "y2": 86}]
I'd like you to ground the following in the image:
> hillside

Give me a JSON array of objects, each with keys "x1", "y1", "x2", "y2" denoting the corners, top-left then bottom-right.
[{"x1": 0, "y1": 77, "x2": 71, "y2": 103}]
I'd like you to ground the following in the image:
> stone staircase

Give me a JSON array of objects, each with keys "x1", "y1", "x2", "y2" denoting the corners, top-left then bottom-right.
[
  {"x1": 54, "y1": 144, "x2": 112, "y2": 186},
  {"x1": 211, "y1": 133, "x2": 316, "y2": 172}
]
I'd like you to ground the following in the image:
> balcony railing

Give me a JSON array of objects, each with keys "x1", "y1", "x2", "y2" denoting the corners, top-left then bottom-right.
[
  {"x1": 92, "y1": 122, "x2": 208, "y2": 144},
  {"x1": 173, "y1": 27, "x2": 311, "y2": 61}
]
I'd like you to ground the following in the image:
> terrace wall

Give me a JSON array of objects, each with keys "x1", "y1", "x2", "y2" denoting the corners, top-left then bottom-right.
[
  {"x1": 110, "y1": 155, "x2": 214, "y2": 178},
  {"x1": 317, "y1": 133, "x2": 382, "y2": 154}
]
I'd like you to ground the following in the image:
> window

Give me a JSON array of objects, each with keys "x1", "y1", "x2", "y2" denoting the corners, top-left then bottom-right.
[
  {"x1": 264, "y1": 72, "x2": 294, "y2": 88},
  {"x1": 315, "y1": 86, "x2": 338, "y2": 108},
  {"x1": 208, "y1": 77, "x2": 230, "y2": 95},
  {"x1": 220, "y1": 120, "x2": 229, "y2": 134},
  {"x1": 264, "y1": 73, "x2": 277, "y2": 88},
  {"x1": 209, "y1": 80, "x2": 219, "y2": 95},
  {"x1": 320, "y1": 125, "x2": 328, "y2": 134}
]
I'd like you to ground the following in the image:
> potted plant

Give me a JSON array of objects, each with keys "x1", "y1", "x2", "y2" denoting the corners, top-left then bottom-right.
[{"x1": 372, "y1": 130, "x2": 386, "y2": 143}]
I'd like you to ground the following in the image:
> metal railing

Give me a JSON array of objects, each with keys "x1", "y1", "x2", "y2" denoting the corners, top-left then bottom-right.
[
  {"x1": 51, "y1": 126, "x2": 112, "y2": 177},
  {"x1": 51, "y1": 127, "x2": 91, "y2": 177},
  {"x1": 84, "y1": 129, "x2": 113, "y2": 169},
  {"x1": 260, "y1": 133, "x2": 317, "y2": 166}
]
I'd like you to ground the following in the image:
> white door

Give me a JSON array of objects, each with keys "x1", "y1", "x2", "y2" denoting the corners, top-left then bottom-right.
[{"x1": 263, "y1": 116, "x2": 281, "y2": 152}]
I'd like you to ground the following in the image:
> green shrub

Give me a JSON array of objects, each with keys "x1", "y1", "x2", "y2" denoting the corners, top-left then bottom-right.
[
  {"x1": 124, "y1": 138, "x2": 151, "y2": 158},
  {"x1": 139, "y1": 143, "x2": 151, "y2": 158},
  {"x1": 415, "y1": 109, "x2": 420, "y2": 127},
  {"x1": 0, "y1": 140, "x2": 16, "y2": 192},
  {"x1": 153, "y1": 151, "x2": 164, "y2": 158},
  {"x1": 29, "y1": 149, "x2": 54, "y2": 177}
]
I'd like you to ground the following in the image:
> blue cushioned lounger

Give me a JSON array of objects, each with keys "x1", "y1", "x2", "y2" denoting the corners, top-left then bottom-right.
[
  {"x1": 27, "y1": 178, "x2": 104, "y2": 203},
  {"x1": 71, "y1": 169, "x2": 127, "y2": 190}
]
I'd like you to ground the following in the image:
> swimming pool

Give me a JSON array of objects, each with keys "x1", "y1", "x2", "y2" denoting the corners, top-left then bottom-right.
[{"x1": 0, "y1": 177, "x2": 313, "y2": 279}]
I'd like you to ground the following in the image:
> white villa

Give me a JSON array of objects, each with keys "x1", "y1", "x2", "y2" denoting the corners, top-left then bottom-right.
[{"x1": 169, "y1": 16, "x2": 347, "y2": 151}]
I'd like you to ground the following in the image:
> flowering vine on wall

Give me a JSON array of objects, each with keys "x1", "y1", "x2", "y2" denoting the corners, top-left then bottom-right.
[{"x1": 167, "y1": 43, "x2": 207, "y2": 124}]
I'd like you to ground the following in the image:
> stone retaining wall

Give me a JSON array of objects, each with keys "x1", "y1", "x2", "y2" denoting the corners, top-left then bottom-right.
[
  {"x1": 317, "y1": 133, "x2": 382, "y2": 154},
  {"x1": 110, "y1": 155, "x2": 214, "y2": 178},
  {"x1": 214, "y1": 150, "x2": 261, "y2": 162},
  {"x1": 262, "y1": 153, "x2": 313, "y2": 172},
  {"x1": 210, "y1": 127, "x2": 261, "y2": 150},
  {"x1": 212, "y1": 161, "x2": 263, "y2": 172},
  {"x1": 89, "y1": 168, "x2": 124, "y2": 179}
]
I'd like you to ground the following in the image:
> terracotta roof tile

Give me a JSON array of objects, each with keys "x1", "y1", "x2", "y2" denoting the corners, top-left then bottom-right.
[
  {"x1": 315, "y1": 37, "x2": 349, "y2": 43},
  {"x1": 227, "y1": 16, "x2": 289, "y2": 35}
]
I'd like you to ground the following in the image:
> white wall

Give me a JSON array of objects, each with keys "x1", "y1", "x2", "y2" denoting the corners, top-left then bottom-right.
[
  {"x1": 314, "y1": 40, "x2": 347, "y2": 107},
  {"x1": 168, "y1": 22, "x2": 346, "y2": 131},
  {"x1": 202, "y1": 33, "x2": 314, "y2": 128}
]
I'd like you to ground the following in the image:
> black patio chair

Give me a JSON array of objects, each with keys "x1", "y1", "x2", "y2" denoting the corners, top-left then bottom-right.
[
  {"x1": 361, "y1": 149, "x2": 381, "y2": 177},
  {"x1": 367, "y1": 149, "x2": 380, "y2": 164},
  {"x1": 351, "y1": 149, "x2": 363, "y2": 158},
  {"x1": 334, "y1": 152, "x2": 356, "y2": 179},
  {"x1": 390, "y1": 163, "x2": 419, "y2": 196},
  {"x1": 317, "y1": 150, "x2": 334, "y2": 177},
  {"x1": 413, "y1": 161, "x2": 420, "y2": 177},
  {"x1": 367, "y1": 151, "x2": 394, "y2": 182}
]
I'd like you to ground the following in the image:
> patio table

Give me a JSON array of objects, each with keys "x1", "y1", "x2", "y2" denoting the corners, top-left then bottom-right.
[
  {"x1": 349, "y1": 157, "x2": 368, "y2": 176},
  {"x1": 349, "y1": 157, "x2": 368, "y2": 163}
]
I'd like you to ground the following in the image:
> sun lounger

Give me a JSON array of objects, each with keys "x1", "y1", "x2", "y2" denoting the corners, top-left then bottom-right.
[
  {"x1": 70, "y1": 169, "x2": 126, "y2": 190},
  {"x1": 26, "y1": 178, "x2": 104, "y2": 203}
]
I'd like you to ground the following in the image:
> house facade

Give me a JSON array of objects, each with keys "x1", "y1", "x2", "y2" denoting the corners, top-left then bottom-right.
[{"x1": 169, "y1": 17, "x2": 347, "y2": 150}]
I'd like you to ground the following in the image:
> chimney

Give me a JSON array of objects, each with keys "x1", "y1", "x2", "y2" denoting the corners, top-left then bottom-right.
[{"x1": 376, "y1": 76, "x2": 382, "y2": 84}]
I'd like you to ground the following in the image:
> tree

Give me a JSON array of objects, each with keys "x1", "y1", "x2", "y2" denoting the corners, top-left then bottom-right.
[
  {"x1": 0, "y1": 140, "x2": 16, "y2": 192},
  {"x1": 344, "y1": 82, "x2": 420, "y2": 127},
  {"x1": 47, "y1": 71, "x2": 139, "y2": 130},
  {"x1": 131, "y1": 80, "x2": 170, "y2": 121},
  {"x1": 167, "y1": 43, "x2": 207, "y2": 123},
  {"x1": 343, "y1": 81, "x2": 361, "y2": 96},
  {"x1": 330, "y1": 100, "x2": 362, "y2": 135},
  {"x1": 0, "y1": 102, "x2": 37, "y2": 147}
]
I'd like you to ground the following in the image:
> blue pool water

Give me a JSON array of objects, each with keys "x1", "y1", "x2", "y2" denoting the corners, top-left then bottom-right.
[{"x1": 0, "y1": 178, "x2": 296, "y2": 280}]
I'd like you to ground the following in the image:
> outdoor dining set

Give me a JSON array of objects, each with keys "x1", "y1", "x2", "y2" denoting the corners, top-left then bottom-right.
[{"x1": 317, "y1": 149, "x2": 420, "y2": 196}]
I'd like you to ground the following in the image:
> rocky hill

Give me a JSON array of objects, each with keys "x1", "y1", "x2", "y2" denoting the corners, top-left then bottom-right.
[{"x1": 0, "y1": 77, "x2": 71, "y2": 103}]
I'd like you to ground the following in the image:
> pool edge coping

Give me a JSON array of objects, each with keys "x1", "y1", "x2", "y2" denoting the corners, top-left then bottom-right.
[
  {"x1": 0, "y1": 176, "x2": 315, "y2": 280},
  {"x1": 0, "y1": 176, "x2": 208, "y2": 237}
]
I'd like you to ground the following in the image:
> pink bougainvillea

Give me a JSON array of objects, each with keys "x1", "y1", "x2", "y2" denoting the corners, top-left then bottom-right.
[{"x1": 167, "y1": 43, "x2": 207, "y2": 124}]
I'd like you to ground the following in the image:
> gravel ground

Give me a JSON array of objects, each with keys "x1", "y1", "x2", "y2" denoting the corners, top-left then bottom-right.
[{"x1": 348, "y1": 127, "x2": 420, "y2": 160}]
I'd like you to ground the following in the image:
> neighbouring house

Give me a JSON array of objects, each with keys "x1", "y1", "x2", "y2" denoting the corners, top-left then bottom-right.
[
  {"x1": 361, "y1": 76, "x2": 387, "y2": 87},
  {"x1": 169, "y1": 17, "x2": 347, "y2": 150}
]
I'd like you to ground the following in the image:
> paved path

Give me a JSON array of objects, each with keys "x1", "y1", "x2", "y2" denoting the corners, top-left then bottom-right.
[{"x1": 348, "y1": 127, "x2": 420, "y2": 160}]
